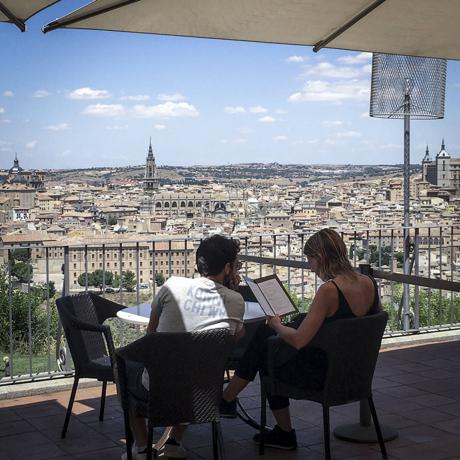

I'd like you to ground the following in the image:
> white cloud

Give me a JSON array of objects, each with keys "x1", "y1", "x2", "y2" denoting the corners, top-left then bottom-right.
[
  {"x1": 32, "y1": 90, "x2": 50, "y2": 98},
  {"x1": 83, "y1": 101, "x2": 198, "y2": 119},
  {"x1": 68, "y1": 87, "x2": 110, "y2": 100},
  {"x1": 286, "y1": 55, "x2": 307, "y2": 63},
  {"x1": 321, "y1": 120, "x2": 343, "y2": 128},
  {"x1": 273, "y1": 135, "x2": 287, "y2": 141},
  {"x1": 26, "y1": 140, "x2": 37, "y2": 149},
  {"x1": 336, "y1": 130, "x2": 361, "y2": 138},
  {"x1": 259, "y1": 116, "x2": 276, "y2": 123},
  {"x1": 45, "y1": 123, "x2": 69, "y2": 131},
  {"x1": 132, "y1": 102, "x2": 198, "y2": 119},
  {"x1": 157, "y1": 93, "x2": 186, "y2": 102},
  {"x1": 154, "y1": 124, "x2": 166, "y2": 130},
  {"x1": 232, "y1": 138, "x2": 246, "y2": 144},
  {"x1": 303, "y1": 62, "x2": 362, "y2": 79},
  {"x1": 3, "y1": 91, "x2": 13, "y2": 97},
  {"x1": 120, "y1": 94, "x2": 150, "y2": 101},
  {"x1": 224, "y1": 106, "x2": 246, "y2": 114},
  {"x1": 1, "y1": 119, "x2": 11, "y2": 123},
  {"x1": 288, "y1": 79, "x2": 370, "y2": 103},
  {"x1": 306, "y1": 139, "x2": 319, "y2": 144},
  {"x1": 362, "y1": 64, "x2": 372, "y2": 74},
  {"x1": 275, "y1": 109, "x2": 287, "y2": 115},
  {"x1": 0, "y1": 107, "x2": 4, "y2": 113},
  {"x1": 106, "y1": 124, "x2": 128, "y2": 130},
  {"x1": 337, "y1": 52, "x2": 372, "y2": 65},
  {"x1": 325, "y1": 138, "x2": 338, "y2": 145},
  {"x1": 83, "y1": 104, "x2": 125, "y2": 117},
  {"x1": 248, "y1": 106, "x2": 268, "y2": 113}
]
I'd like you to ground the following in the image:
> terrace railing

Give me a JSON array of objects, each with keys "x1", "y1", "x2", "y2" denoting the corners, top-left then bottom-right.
[{"x1": 0, "y1": 224, "x2": 459, "y2": 385}]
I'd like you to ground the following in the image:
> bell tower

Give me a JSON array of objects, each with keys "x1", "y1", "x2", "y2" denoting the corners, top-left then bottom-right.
[{"x1": 143, "y1": 137, "x2": 160, "y2": 193}]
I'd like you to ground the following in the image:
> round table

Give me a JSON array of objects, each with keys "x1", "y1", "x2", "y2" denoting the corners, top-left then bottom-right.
[{"x1": 117, "y1": 301, "x2": 266, "y2": 325}]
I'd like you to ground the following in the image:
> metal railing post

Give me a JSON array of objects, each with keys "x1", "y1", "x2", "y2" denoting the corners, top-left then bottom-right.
[{"x1": 414, "y1": 228, "x2": 420, "y2": 330}]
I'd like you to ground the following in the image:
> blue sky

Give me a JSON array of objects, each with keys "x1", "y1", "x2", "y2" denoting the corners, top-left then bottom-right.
[{"x1": 1, "y1": 1, "x2": 460, "y2": 169}]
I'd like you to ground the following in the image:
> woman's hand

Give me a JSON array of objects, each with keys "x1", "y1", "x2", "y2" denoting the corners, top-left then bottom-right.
[{"x1": 267, "y1": 315, "x2": 282, "y2": 330}]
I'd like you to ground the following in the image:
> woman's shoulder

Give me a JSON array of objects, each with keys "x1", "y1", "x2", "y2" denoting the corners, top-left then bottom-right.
[{"x1": 315, "y1": 280, "x2": 340, "y2": 299}]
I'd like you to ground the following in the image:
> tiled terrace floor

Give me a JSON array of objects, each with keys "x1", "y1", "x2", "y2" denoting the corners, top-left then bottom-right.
[{"x1": 2, "y1": 339, "x2": 460, "y2": 459}]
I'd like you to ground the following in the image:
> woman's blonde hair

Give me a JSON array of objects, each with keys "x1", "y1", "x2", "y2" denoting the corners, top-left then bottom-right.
[{"x1": 303, "y1": 228, "x2": 356, "y2": 280}]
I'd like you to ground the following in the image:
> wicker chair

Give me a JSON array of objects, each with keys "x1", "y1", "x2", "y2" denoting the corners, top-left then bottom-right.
[
  {"x1": 259, "y1": 311, "x2": 388, "y2": 460},
  {"x1": 116, "y1": 329, "x2": 235, "y2": 460},
  {"x1": 56, "y1": 293, "x2": 125, "y2": 438}
]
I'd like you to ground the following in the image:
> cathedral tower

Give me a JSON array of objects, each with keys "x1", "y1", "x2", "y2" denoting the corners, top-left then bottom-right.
[{"x1": 144, "y1": 137, "x2": 160, "y2": 193}]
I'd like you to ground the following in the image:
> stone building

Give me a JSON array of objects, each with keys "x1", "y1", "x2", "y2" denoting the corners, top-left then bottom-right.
[
  {"x1": 422, "y1": 140, "x2": 460, "y2": 192},
  {"x1": 3, "y1": 154, "x2": 46, "y2": 190}
]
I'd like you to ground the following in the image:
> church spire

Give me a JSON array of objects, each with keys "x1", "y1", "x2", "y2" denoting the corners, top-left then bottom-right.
[
  {"x1": 144, "y1": 136, "x2": 159, "y2": 193},
  {"x1": 148, "y1": 137, "x2": 154, "y2": 158},
  {"x1": 441, "y1": 138, "x2": 445, "y2": 151},
  {"x1": 422, "y1": 145, "x2": 431, "y2": 162}
]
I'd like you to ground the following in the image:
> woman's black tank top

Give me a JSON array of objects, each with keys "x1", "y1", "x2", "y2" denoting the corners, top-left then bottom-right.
[{"x1": 324, "y1": 276, "x2": 380, "y2": 323}]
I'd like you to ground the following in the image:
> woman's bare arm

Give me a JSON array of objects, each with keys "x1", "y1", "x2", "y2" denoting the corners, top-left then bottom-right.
[{"x1": 268, "y1": 282, "x2": 336, "y2": 349}]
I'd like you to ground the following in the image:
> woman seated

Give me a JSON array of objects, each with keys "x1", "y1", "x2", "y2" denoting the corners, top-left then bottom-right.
[{"x1": 221, "y1": 228, "x2": 381, "y2": 450}]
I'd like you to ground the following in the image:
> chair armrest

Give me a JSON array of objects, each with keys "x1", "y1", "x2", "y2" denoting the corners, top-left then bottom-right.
[
  {"x1": 68, "y1": 314, "x2": 116, "y2": 363},
  {"x1": 91, "y1": 294, "x2": 126, "y2": 323},
  {"x1": 68, "y1": 314, "x2": 107, "y2": 333}
]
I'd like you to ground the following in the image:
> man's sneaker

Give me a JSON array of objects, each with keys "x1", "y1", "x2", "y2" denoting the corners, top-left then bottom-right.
[
  {"x1": 121, "y1": 445, "x2": 147, "y2": 460},
  {"x1": 253, "y1": 425, "x2": 297, "y2": 450},
  {"x1": 219, "y1": 397, "x2": 237, "y2": 418},
  {"x1": 156, "y1": 438, "x2": 186, "y2": 459}
]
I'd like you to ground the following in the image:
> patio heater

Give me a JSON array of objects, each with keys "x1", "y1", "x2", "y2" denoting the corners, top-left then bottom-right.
[
  {"x1": 334, "y1": 54, "x2": 446, "y2": 446},
  {"x1": 369, "y1": 53, "x2": 446, "y2": 331}
]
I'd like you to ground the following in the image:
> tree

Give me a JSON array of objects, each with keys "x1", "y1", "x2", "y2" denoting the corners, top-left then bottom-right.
[
  {"x1": 122, "y1": 270, "x2": 136, "y2": 292},
  {"x1": 355, "y1": 245, "x2": 404, "y2": 268},
  {"x1": 78, "y1": 272, "x2": 93, "y2": 287},
  {"x1": 112, "y1": 273, "x2": 120, "y2": 289},
  {"x1": 31, "y1": 281, "x2": 56, "y2": 301},
  {"x1": 11, "y1": 248, "x2": 30, "y2": 263},
  {"x1": 11, "y1": 261, "x2": 33, "y2": 283},
  {"x1": 91, "y1": 270, "x2": 113, "y2": 290},
  {"x1": 155, "y1": 272, "x2": 165, "y2": 287},
  {"x1": 10, "y1": 248, "x2": 33, "y2": 283},
  {"x1": 0, "y1": 268, "x2": 59, "y2": 354},
  {"x1": 108, "y1": 216, "x2": 117, "y2": 226}
]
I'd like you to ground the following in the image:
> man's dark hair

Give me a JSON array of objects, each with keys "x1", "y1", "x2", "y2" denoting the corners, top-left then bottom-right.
[{"x1": 196, "y1": 235, "x2": 240, "y2": 276}]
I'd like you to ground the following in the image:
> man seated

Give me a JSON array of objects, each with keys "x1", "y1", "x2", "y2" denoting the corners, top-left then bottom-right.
[{"x1": 122, "y1": 234, "x2": 245, "y2": 460}]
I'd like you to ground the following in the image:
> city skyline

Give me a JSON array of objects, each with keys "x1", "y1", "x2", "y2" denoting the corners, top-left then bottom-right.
[{"x1": 1, "y1": 0, "x2": 460, "y2": 169}]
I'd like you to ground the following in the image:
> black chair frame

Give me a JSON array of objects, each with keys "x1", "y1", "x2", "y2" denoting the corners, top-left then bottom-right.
[
  {"x1": 116, "y1": 329, "x2": 235, "y2": 460},
  {"x1": 259, "y1": 311, "x2": 389, "y2": 460},
  {"x1": 56, "y1": 293, "x2": 124, "y2": 438}
]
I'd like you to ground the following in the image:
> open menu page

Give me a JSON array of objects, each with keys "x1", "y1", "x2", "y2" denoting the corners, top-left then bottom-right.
[
  {"x1": 256, "y1": 277, "x2": 297, "y2": 316},
  {"x1": 244, "y1": 277, "x2": 275, "y2": 316},
  {"x1": 243, "y1": 275, "x2": 297, "y2": 317}
]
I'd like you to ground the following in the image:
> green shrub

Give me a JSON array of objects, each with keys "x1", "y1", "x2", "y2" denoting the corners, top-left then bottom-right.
[{"x1": 0, "y1": 268, "x2": 59, "y2": 354}]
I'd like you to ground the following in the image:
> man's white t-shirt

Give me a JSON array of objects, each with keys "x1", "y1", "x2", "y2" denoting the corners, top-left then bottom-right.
[{"x1": 142, "y1": 276, "x2": 245, "y2": 388}]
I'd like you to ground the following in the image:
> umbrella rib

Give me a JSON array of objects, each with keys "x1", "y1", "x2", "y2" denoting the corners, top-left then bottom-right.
[
  {"x1": 313, "y1": 0, "x2": 387, "y2": 53},
  {"x1": 43, "y1": 0, "x2": 141, "y2": 33},
  {"x1": 0, "y1": 1, "x2": 26, "y2": 32}
]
